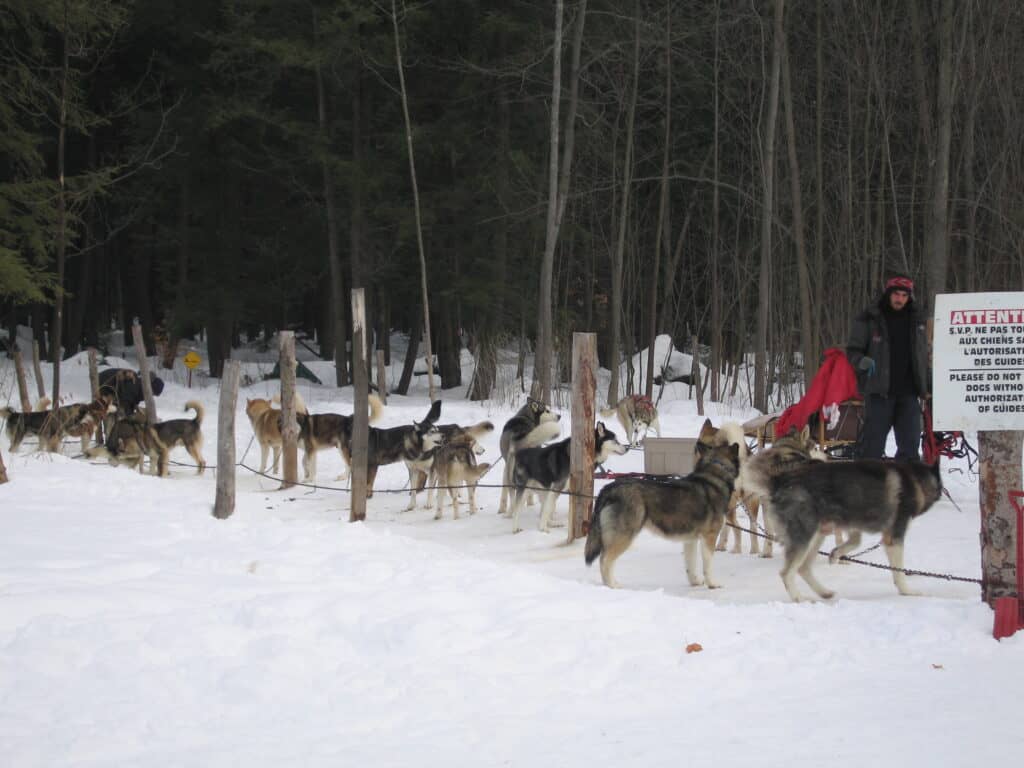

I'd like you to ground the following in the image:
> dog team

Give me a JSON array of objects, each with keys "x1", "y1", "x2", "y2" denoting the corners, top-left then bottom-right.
[{"x1": 4, "y1": 375, "x2": 944, "y2": 603}]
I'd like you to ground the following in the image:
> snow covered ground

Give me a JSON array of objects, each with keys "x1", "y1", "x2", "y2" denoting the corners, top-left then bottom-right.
[{"x1": 1, "y1": 335, "x2": 1022, "y2": 767}]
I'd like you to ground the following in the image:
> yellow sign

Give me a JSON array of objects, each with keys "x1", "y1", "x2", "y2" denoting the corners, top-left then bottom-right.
[{"x1": 184, "y1": 351, "x2": 201, "y2": 370}]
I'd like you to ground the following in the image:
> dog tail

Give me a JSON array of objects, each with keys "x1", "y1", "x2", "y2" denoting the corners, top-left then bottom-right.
[
  {"x1": 34, "y1": 397, "x2": 51, "y2": 412},
  {"x1": 599, "y1": 405, "x2": 618, "y2": 419},
  {"x1": 0, "y1": 406, "x2": 12, "y2": 420},
  {"x1": 184, "y1": 400, "x2": 204, "y2": 425},
  {"x1": 584, "y1": 486, "x2": 611, "y2": 565},
  {"x1": 367, "y1": 393, "x2": 385, "y2": 425},
  {"x1": 466, "y1": 420, "x2": 495, "y2": 441},
  {"x1": 294, "y1": 391, "x2": 308, "y2": 416},
  {"x1": 515, "y1": 420, "x2": 562, "y2": 452}
]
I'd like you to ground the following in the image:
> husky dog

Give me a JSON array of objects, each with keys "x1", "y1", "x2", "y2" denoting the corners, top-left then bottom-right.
[
  {"x1": 733, "y1": 425, "x2": 826, "y2": 558},
  {"x1": 509, "y1": 422, "x2": 628, "y2": 534},
  {"x1": 766, "y1": 458, "x2": 943, "y2": 602},
  {"x1": 406, "y1": 420, "x2": 494, "y2": 511},
  {"x1": 86, "y1": 412, "x2": 170, "y2": 476},
  {"x1": 432, "y1": 441, "x2": 492, "y2": 520},
  {"x1": 497, "y1": 398, "x2": 562, "y2": 515},
  {"x1": 151, "y1": 400, "x2": 207, "y2": 474},
  {"x1": 296, "y1": 393, "x2": 384, "y2": 481},
  {"x1": 584, "y1": 441, "x2": 742, "y2": 589},
  {"x1": 245, "y1": 392, "x2": 309, "y2": 474},
  {"x1": 600, "y1": 394, "x2": 662, "y2": 447},
  {"x1": 342, "y1": 400, "x2": 443, "y2": 498},
  {"x1": 2, "y1": 394, "x2": 114, "y2": 454},
  {"x1": 696, "y1": 418, "x2": 766, "y2": 555}
]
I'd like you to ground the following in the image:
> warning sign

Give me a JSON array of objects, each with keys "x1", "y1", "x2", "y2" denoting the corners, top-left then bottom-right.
[{"x1": 933, "y1": 292, "x2": 1024, "y2": 430}]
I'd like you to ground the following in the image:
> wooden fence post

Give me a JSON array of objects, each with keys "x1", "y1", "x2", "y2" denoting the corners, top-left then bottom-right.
[
  {"x1": 12, "y1": 347, "x2": 32, "y2": 412},
  {"x1": 32, "y1": 339, "x2": 45, "y2": 400},
  {"x1": 279, "y1": 331, "x2": 298, "y2": 489},
  {"x1": 213, "y1": 360, "x2": 241, "y2": 519},
  {"x1": 87, "y1": 348, "x2": 100, "y2": 399},
  {"x1": 376, "y1": 349, "x2": 388, "y2": 405},
  {"x1": 131, "y1": 321, "x2": 158, "y2": 424},
  {"x1": 350, "y1": 288, "x2": 369, "y2": 522},
  {"x1": 979, "y1": 430, "x2": 1023, "y2": 605},
  {"x1": 569, "y1": 332, "x2": 597, "y2": 543}
]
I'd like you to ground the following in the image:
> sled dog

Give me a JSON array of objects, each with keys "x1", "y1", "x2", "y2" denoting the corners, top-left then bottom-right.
[
  {"x1": 151, "y1": 400, "x2": 207, "y2": 474},
  {"x1": 766, "y1": 458, "x2": 943, "y2": 601},
  {"x1": 509, "y1": 422, "x2": 627, "y2": 533},
  {"x1": 339, "y1": 400, "x2": 443, "y2": 497},
  {"x1": 406, "y1": 420, "x2": 494, "y2": 511},
  {"x1": 2, "y1": 394, "x2": 113, "y2": 454},
  {"x1": 584, "y1": 440, "x2": 742, "y2": 589},
  {"x1": 497, "y1": 398, "x2": 562, "y2": 515},
  {"x1": 431, "y1": 441, "x2": 492, "y2": 520},
  {"x1": 245, "y1": 392, "x2": 309, "y2": 474},
  {"x1": 295, "y1": 393, "x2": 384, "y2": 481},
  {"x1": 732, "y1": 425, "x2": 826, "y2": 557},
  {"x1": 601, "y1": 394, "x2": 662, "y2": 446},
  {"x1": 86, "y1": 412, "x2": 170, "y2": 477}
]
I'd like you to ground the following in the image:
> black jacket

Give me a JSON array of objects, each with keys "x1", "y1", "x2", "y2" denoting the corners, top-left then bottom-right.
[
  {"x1": 98, "y1": 368, "x2": 165, "y2": 414},
  {"x1": 846, "y1": 299, "x2": 930, "y2": 398}
]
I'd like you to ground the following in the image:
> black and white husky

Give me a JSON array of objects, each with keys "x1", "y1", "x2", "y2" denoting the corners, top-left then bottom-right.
[
  {"x1": 508, "y1": 422, "x2": 627, "y2": 533},
  {"x1": 497, "y1": 398, "x2": 562, "y2": 515}
]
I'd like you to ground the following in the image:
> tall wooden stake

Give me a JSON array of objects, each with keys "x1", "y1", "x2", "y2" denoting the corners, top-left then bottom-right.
[
  {"x1": 12, "y1": 347, "x2": 32, "y2": 411},
  {"x1": 32, "y1": 340, "x2": 46, "y2": 400},
  {"x1": 569, "y1": 332, "x2": 597, "y2": 542},
  {"x1": 87, "y1": 348, "x2": 100, "y2": 399},
  {"x1": 376, "y1": 349, "x2": 388, "y2": 405},
  {"x1": 279, "y1": 331, "x2": 298, "y2": 489},
  {"x1": 132, "y1": 321, "x2": 157, "y2": 423},
  {"x1": 350, "y1": 288, "x2": 369, "y2": 522},
  {"x1": 978, "y1": 430, "x2": 1023, "y2": 605},
  {"x1": 213, "y1": 360, "x2": 240, "y2": 519}
]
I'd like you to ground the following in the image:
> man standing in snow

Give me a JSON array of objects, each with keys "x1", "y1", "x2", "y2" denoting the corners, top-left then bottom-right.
[{"x1": 845, "y1": 275, "x2": 931, "y2": 460}]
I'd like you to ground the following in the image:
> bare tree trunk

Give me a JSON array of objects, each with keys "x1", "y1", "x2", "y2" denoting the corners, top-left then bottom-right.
[
  {"x1": 754, "y1": 0, "x2": 783, "y2": 412},
  {"x1": 132, "y1": 322, "x2": 158, "y2": 424},
  {"x1": 314, "y1": 7, "x2": 349, "y2": 387},
  {"x1": 568, "y1": 332, "x2": 596, "y2": 542},
  {"x1": 710, "y1": 0, "x2": 722, "y2": 402},
  {"x1": 780, "y1": 20, "x2": 816, "y2": 388},
  {"x1": 814, "y1": 0, "x2": 825, "y2": 362},
  {"x1": 646, "y1": 4, "x2": 671, "y2": 400},
  {"x1": 927, "y1": 0, "x2": 955, "y2": 306},
  {"x1": 279, "y1": 331, "x2": 298, "y2": 488},
  {"x1": 51, "y1": 0, "x2": 69, "y2": 411},
  {"x1": 607, "y1": 10, "x2": 639, "y2": 407},
  {"x1": 32, "y1": 341, "x2": 45, "y2": 400},
  {"x1": 391, "y1": 0, "x2": 435, "y2": 402},
  {"x1": 534, "y1": 0, "x2": 587, "y2": 404},
  {"x1": 394, "y1": 307, "x2": 421, "y2": 397},
  {"x1": 165, "y1": 173, "x2": 190, "y2": 369},
  {"x1": 0, "y1": 447, "x2": 8, "y2": 484}
]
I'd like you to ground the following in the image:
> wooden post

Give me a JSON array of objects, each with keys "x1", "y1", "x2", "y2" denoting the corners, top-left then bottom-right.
[
  {"x1": 279, "y1": 331, "x2": 299, "y2": 489},
  {"x1": 978, "y1": 430, "x2": 1023, "y2": 605},
  {"x1": 131, "y1": 321, "x2": 158, "y2": 424},
  {"x1": 350, "y1": 288, "x2": 369, "y2": 522},
  {"x1": 32, "y1": 339, "x2": 45, "y2": 400},
  {"x1": 569, "y1": 332, "x2": 597, "y2": 542},
  {"x1": 87, "y1": 348, "x2": 100, "y2": 399},
  {"x1": 12, "y1": 347, "x2": 32, "y2": 412},
  {"x1": 376, "y1": 349, "x2": 388, "y2": 405},
  {"x1": 692, "y1": 334, "x2": 704, "y2": 416},
  {"x1": 213, "y1": 360, "x2": 240, "y2": 519}
]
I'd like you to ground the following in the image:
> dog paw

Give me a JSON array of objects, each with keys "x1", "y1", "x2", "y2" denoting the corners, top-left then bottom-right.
[
  {"x1": 759, "y1": 551, "x2": 774, "y2": 559},
  {"x1": 706, "y1": 582, "x2": 722, "y2": 590}
]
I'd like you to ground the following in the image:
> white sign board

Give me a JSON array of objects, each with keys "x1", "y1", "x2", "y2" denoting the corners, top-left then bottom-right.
[{"x1": 933, "y1": 292, "x2": 1024, "y2": 431}]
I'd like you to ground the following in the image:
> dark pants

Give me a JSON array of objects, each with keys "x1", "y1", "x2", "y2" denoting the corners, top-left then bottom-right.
[{"x1": 859, "y1": 394, "x2": 921, "y2": 461}]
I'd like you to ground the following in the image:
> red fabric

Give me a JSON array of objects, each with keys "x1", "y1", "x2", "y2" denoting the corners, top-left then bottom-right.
[
  {"x1": 885, "y1": 276, "x2": 914, "y2": 293},
  {"x1": 774, "y1": 348, "x2": 860, "y2": 437}
]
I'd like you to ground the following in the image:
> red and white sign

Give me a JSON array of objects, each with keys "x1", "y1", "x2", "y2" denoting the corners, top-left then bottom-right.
[{"x1": 933, "y1": 292, "x2": 1024, "y2": 431}]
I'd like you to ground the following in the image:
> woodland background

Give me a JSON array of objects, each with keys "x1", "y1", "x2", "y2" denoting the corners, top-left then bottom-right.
[{"x1": 2, "y1": 0, "x2": 1022, "y2": 413}]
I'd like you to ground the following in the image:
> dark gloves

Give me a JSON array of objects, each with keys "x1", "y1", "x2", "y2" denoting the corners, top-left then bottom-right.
[{"x1": 858, "y1": 356, "x2": 876, "y2": 375}]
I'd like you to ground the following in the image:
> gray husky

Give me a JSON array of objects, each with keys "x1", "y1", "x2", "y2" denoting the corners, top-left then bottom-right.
[
  {"x1": 497, "y1": 398, "x2": 562, "y2": 515},
  {"x1": 585, "y1": 441, "x2": 742, "y2": 588},
  {"x1": 766, "y1": 459, "x2": 943, "y2": 601},
  {"x1": 509, "y1": 422, "x2": 627, "y2": 534}
]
